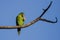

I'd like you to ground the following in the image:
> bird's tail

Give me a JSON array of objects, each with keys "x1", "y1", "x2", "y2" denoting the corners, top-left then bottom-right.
[{"x1": 17, "y1": 28, "x2": 21, "y2": 36}]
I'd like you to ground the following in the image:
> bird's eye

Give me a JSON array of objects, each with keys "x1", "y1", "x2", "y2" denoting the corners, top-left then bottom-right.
[{"x1": 21, "y1": 15, "x2": 23, "y2": 17}]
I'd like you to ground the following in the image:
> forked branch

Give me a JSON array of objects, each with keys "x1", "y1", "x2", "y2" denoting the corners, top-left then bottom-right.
[{"x1": 0, "y1": 1, "x2": 58, "y2": 29}]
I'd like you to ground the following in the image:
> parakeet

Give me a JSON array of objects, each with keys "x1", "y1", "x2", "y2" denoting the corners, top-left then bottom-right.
[{"x1": 16, "y1": 12, "x2": 25, "y2": 35}]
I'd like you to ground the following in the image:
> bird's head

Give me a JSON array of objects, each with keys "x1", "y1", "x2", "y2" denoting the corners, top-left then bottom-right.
[
  {"x1": 18, "y1": 12, "x2": 26, "y2": 20},
  {"x1": 19, "y1": 12, "x2": 24, "y2": 15}
]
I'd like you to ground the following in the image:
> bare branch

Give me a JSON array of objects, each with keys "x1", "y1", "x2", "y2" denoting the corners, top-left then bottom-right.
[
  {"x1": 40, "y1": 1, "x2": 53, "y2": 17},
  {"x1": 40, "y1": 17, "x2": 58, "y2": 23},
  {"x1": 0, "y1": 1, "x2": 58, "y2": 29},
  {"x1": 0, "y1": 17, "x2": 40, "y2": 29}
]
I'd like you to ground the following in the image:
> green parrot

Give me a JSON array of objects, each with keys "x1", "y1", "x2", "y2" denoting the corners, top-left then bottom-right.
[{"x1": 16, "y1": 12, "x2": 25, "y2": 35}]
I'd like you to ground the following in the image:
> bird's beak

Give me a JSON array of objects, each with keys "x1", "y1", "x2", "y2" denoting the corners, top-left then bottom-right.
[{"x1": 24, "y1": 17, "x2": 26, "y2": 20}]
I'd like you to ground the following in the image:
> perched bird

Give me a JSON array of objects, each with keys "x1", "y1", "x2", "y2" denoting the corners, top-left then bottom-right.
[{"x1": 16, "y1": 12, "x2": 25, "y2": 35}]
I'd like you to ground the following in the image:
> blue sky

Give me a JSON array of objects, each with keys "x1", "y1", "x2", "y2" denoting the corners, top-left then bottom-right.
[{"x1": 0, "y1": 0, "x2": 60, "y2": 40}]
